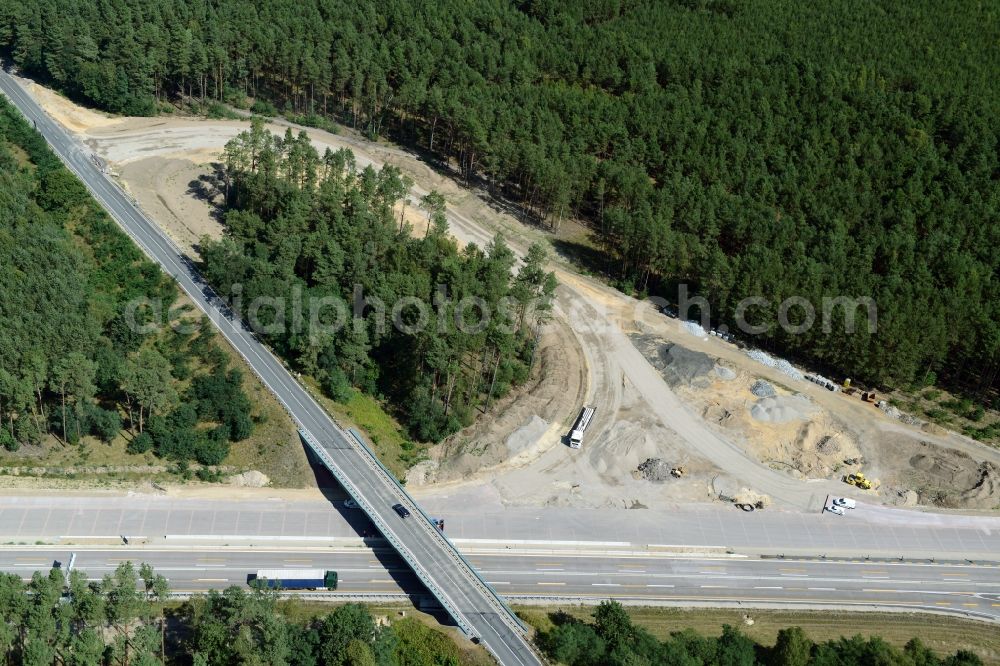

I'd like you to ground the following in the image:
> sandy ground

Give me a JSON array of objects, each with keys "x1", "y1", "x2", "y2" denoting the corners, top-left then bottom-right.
[{"x1": 26, "y1": 80, "x2": 1000, "y2": 514}]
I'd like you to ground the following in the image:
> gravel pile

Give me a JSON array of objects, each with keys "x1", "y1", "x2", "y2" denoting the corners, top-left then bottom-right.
[
  {"x1": 750, "y1": 380, "x2": 777, "y2": 398},
  {"x1": 747, "y1": 349, "x2": 776, "y2": 367},
  {"x1": 774, "y1": 359, "x2": 804, "y2": 381},
  {"x1": 746, "y1": 349, "x2": 803, "y2": 381},
  {"x1": 637, "y1": 458, "x2": 674, "y2": 482},
  {"x1": 660, "y1": 344, "x2": 715, "y2": 387},
  {"x1": 880, "y1": 404, "x2": 902, "y2": 419},
  {"x1": 682, "y1": 320, "x2": 708, "y2": 339}
]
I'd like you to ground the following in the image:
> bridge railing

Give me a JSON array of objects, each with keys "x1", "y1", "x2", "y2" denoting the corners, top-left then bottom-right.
[
  {"x1": 298, "y1": 428, "x2": 475, "y2": 636},
  {"x1": 345, "y1": 428, "x2": 529, "y2": 634}
]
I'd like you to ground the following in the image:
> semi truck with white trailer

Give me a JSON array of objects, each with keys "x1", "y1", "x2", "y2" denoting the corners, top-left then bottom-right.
[
  {"x1": 248, "y1": 569, "x2": 338, "y2": 590},
  {"x1": 569, "y1": 406, "x2": 596, "y2": 449}
]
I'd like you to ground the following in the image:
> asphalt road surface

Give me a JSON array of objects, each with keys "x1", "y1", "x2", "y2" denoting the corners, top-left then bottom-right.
[
  {"x1": 3, "y1": 546, "x2": 999, "y2": 623},
  {"x1": 4, "y1": 494, "x2": 1000, "y2": 561},
  {"x1": 0, "y1": 69, "x2": 540, "y2": 666}
]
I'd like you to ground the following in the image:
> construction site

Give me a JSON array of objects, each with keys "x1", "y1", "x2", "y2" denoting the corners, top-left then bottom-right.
[{"x1": 16, "y1": 74, "x2": 1000, "y2": 518}]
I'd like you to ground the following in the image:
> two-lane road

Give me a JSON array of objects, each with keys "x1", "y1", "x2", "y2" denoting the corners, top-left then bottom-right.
[{"x1": 0, "y1": 69, "x2": 540, "y2": 666}]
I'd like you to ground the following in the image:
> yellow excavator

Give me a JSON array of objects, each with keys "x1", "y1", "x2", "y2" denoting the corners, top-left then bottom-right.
[{"x1": 843, "y1": 472, "x2": 873, "y2": 490}]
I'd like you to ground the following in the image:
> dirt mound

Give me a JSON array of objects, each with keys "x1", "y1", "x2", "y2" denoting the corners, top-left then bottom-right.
[
  {"x1": 898, "y1": 443, "x2": 1000, "y2": 509},
  {"x1": 960, "y1": 462, "x2": 1000, "y2": 507},
  {"x1": 815, "y1": 435, "x2": 841, "y2": 455},
  {"x1": 750, "y1": 380, "x2": 776, "y2": 398},
  {"x1": 703, "y1": 403, "x2": 734, "y2": 426},
  {"x1": 228, "y1": 471, "x2": 269, "y2": 487}
]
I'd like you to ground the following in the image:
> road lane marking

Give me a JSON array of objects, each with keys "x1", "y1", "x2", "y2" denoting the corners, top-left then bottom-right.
[
  {"x1": 754, "y1": 586, "x2": 783, "y2": 590},
  {"x1": 648, "y1": 584, "x2": 675, "y2": 588},
  {"x1": 962, "y1": 603, "x2": 978, "y2": 607},
  {"x1": 593, "y1": 583, "x2": 620, "y2": 587},
  {"x1": 935, "y1": 602, "x2": 952, "y2": 606},
  {"x1": 537, "y1": 582, "x2": 565, "y2": 586},
  {"x1": 194, "y1": 578, "x2": 229, "y2": 582},
  {"x1": 487, "y1": 581, "x2": 509, "y2": 585},
  {"x1": 368, "y1": 579, "x2": 393, "y2": 584},
  {"x1": 808, "y1": 587, "x2": 836, "y2": 591},
  {"x1": 700, "y1": 585, "x2": 725, "y2": 589}
]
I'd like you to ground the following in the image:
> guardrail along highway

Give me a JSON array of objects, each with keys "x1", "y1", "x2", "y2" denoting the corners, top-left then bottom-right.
[{"x1": 0, "y1": 69, "x2": 541, "y2": 666}]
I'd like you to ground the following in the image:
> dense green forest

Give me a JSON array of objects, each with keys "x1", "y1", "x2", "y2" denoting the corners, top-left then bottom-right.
[
  {"x1": 0, "y1": 0, "x2": 997, "y2": 402},
  {"x1": 0, "y1": 94, "x2": 254, "y2": 462},
  {"x1": 201, "y1": 120, "x2": 556, "y2": 441},
  {"x1": 539, "y1": 601, "x2": 983, "y2": 666},
  {"x1": 0, "y1": 564, "x2": 479, "y2": 665}
]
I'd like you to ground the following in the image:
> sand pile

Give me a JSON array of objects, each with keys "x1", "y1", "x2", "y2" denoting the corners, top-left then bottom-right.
[
  {"x1": 715, "y1": 365, "x2": 737, "y2": 381},
  {"x1": 590, "y1": 420, "x2": 663, "y2": 479},
  {"x1": 750, "y1": 380, "x2": 776, "y2": 398},
  {"x1": 506, "y1": 415, "x2": 549, "y2": 456},
  {"x1": 750, "y1": 395, "x2": 816, "y2": 423}
]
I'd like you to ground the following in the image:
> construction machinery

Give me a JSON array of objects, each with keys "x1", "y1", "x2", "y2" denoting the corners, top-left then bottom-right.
[
  {"x1": 670, "y1": 466, "x2": 686, "y2": 478},
  {"x1": 843, "y1": 472, "x2": 873, "y2": 490}
]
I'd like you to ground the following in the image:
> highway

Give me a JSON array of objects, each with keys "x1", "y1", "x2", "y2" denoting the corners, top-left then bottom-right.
[
  {"x1": 0, "y1": 69, "x2": 541, "y2": 666},
  {"x1": 3, "y1": 546, "x2": 999, "y2": 623},
  {"x1": 4, "y1": 493, "x2": 1000, "y2": 561}
]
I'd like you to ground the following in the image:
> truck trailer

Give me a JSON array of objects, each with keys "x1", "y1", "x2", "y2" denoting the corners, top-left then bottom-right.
[
  {"x1": 569, "y1": 406, "x2": 596, "y2": 449},
  {"x1": 248, "y1": 569, "x2": 338, "y2": 591}
]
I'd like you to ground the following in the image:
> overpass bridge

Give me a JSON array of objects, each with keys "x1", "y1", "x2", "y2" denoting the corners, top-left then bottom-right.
[{"x1": 0, "y1": 67, "x2": 542, "y2": 666}]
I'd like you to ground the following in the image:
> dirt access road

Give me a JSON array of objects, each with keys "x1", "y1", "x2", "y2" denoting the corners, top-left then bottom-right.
[{"x1": 21, "y1": 77, "x2": 998, "y2": 514}]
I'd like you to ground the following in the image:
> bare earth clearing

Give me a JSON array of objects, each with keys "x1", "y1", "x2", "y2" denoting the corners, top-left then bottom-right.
[{"x1": 23, "y1": 77, "x2": 1000, "y2": 514}]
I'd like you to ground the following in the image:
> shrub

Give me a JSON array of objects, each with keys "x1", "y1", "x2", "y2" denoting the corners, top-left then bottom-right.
[
  {"x1": 250, "y1": 99, "x2": 277, "y2": 116},
  {"x1": 89, "y1": 407, "x2": 122, "y2": 443},
  {"x1": 0, "y1": 429, "x2": 18, "y2": 452},
  {"x1": 127, "y1": 432, "x2": 153, "y2": 454},
  {"x1": 322, "y1": 366, "x2": 354, "y2": 403},
  {"x1": 196, "y1": 467, "x2": 224, "y2": 482},
  {"x1": 228, "y1": 411, "x2": 253, "y2": 442},
  {"x1": 195, "y1": 434, "x2": 230, "y2": 466}
]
